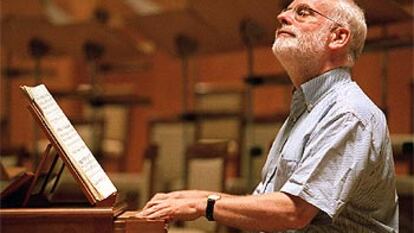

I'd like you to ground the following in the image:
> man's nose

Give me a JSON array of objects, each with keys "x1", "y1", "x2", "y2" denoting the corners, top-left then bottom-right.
[{"x1": 277, "y1": 10, "x2": 293, "y2": 26}]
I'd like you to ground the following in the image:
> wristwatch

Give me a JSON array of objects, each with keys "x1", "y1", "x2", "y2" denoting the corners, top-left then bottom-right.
[{"x1": 206, "y1": 194, "x2": 221, "y2": 221}]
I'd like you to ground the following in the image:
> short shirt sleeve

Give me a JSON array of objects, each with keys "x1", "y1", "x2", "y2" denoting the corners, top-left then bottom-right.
[{"x1": 280, "y1": 112, "x2": 372, "y2": 220}]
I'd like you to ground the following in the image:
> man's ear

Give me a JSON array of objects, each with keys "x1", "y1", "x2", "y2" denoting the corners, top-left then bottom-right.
[{"x1": 328, "y1": 27, "x2": 350, "y2": 50}]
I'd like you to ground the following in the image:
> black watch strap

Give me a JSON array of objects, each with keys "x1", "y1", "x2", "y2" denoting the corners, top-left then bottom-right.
[
  {"x1": 206, "y1": 198, "x2": 215, "y2": 221},
  {"x1": 206, "y1": 194, "x2": 220, "y2": 221}
]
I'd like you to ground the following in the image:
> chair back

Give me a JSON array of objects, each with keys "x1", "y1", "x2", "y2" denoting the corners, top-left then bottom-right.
[
  {"x1": 150, "y1": 119, "x2": 195, "y2": 193},
  {"x1": 185, "y1": 139, "x2": 238, "y2": 232}
]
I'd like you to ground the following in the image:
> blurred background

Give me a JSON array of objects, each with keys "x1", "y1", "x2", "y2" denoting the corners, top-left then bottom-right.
[{"x1": 0, "y1": 0, "x2": 413, "y2": 232}]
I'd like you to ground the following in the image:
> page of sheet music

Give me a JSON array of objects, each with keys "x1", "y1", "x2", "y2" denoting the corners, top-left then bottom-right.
[{"x1": 28, "y1": 85, "x2": 117, "y2": 200}]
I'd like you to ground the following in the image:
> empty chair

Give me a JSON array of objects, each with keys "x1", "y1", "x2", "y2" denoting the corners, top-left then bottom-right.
[
  {"x1": 193, "y1": 83, "x2": 245, "y2": 188},
  {"x1": 150, "y1": 118, "x2": 196, "y2": 193},
  {"x1": 169, "y1": 139, "x2": 238, "y2": 233}
]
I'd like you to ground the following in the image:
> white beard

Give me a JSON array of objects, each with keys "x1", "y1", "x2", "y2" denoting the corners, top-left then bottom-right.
[{"x1": 272, "y1": 26, "x2": 329, "y2": 78}]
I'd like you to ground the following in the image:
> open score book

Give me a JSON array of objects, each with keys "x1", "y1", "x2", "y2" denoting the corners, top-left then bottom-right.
[{"x1": 21, "y1": 84, "x2": 117, "y2": 202}]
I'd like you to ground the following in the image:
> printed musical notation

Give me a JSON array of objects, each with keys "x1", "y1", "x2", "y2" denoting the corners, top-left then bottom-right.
[{"x1": 22, "y1": 84, "x2": 117, "y2": 200}]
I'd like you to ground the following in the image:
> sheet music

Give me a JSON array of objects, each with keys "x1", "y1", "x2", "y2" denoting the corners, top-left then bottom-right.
[{"x1": 27, "y1": 84, "x2": 117, "y2": 200}]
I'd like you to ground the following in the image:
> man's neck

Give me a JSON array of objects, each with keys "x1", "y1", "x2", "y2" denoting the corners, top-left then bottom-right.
[{"x1": 286, "y1": 61, "x2": 348, "y2": 88}]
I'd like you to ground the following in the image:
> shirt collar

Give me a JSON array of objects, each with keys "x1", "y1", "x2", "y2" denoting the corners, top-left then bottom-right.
[{"x1": 300, "y1": 67, "x2": 352, "y2": 111}]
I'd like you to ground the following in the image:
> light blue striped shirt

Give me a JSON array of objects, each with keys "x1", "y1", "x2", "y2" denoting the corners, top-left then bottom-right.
[{"x1": 254, "y1": 68, "x2": 399, "y2": 232}]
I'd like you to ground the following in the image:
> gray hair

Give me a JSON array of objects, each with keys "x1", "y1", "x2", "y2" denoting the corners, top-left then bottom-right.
[{"x1": 329, "y1": 0, "x2": 368, "y2": 66}]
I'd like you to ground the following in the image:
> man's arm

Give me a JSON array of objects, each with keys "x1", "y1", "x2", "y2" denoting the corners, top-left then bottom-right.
[
  {"x1": 211, "y1": 192, "x2": 318, "y2": 232},
  {"x1": 138, "y1": 190, "x2": 319, "y2": 232}
]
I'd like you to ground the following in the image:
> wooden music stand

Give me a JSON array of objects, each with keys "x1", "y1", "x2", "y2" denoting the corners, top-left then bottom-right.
[
  {"x1": 21, "y1": 91, "x2": 117, "y2": 208},
  {"x1": 1, "y1": 84, "x2": 167, "y2": 233}
]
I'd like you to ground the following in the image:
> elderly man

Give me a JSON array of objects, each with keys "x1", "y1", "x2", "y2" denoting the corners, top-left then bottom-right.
[{"x1": 138, "y1": 0, "x2": 399, "y2": 232}]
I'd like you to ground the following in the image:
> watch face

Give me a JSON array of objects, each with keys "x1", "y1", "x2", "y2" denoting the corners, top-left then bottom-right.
[{"x1": 208, "y1": 194, "x2": 221, "y2": 201}]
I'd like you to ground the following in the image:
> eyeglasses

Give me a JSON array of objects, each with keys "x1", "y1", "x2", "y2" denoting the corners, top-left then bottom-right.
[{"x1": 280, "y1": 4, "x2": 343, "y2": 27}]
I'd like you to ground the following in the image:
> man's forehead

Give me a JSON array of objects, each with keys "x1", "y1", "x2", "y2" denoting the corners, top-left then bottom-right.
[{"x1": 287, "y1": 0, "x2": 329, "y2": 8}]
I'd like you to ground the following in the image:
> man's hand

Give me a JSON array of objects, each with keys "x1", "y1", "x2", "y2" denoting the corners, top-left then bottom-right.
[
  {"x1": 142, "y1": 190, "x2": 210, "y2": 210},
  {"x1": 137, "y1": 197, "x2": 205, "y2": 221},
  {"x1": 137, "y1": 190, "x2": 211, "y2": 221}
]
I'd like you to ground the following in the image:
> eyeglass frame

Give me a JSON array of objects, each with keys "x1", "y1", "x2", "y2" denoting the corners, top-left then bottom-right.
[{"x1": 280, "y1": 3, "x2": 344, "y2": 27}]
